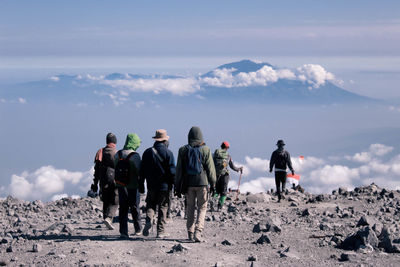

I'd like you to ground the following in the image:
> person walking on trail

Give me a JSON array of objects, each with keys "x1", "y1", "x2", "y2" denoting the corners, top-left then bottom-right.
[
  {"x1": 213, "y1": 141, "x2": 243, "y2": 210},
  {"x1": 175, "y1": 126, "x2": 216, "y2": 242},
  {"x1": 114, "y1": 133, "x2": 142, "y2": 239},
  {"x1": 90, "y1": 133, "x2": 119, "y2": 230},
  {"x1": 269, "y1": 140, "x2": 295, "y2": 202},
  {"x1": 140, "y1": 129, "x2": 176, "y2": 238}
]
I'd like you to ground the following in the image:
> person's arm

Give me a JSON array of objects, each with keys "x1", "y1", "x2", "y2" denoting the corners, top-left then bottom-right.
[
  {"x1": 138, "y1": 151, "x2": 148, "y2": 193},
  {"x1": 175, "y1": 147, "x2": 184, "y2": 196},
  {"x1": 269, "y1": 151, "x2": 276, "y2": 172},
  {"x1": 203, "y1": 147, "x2": 217, "y2": 187},
  {"x1": 167, "y1": 151, "x2": 176, "y2": 187},
  {"x1": 286, "y1": 151, "x2": 295, "y2": 175},
  {"x1": 228, "y1": 156, "x2": 241, "y2": 172}
]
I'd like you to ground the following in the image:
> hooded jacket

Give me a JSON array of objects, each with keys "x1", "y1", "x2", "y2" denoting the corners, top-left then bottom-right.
[
  {"x1": 176, "y1": 127, "x2": 216, "y2": 193},
  {"x1": 140, "y1": 141, "x2": 176, "y2": 192},
  {"x1": 114, "y1": 133, "x2": 142, "y2": 189}
]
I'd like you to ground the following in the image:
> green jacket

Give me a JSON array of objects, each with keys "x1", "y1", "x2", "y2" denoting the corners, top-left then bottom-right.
[
  {"x1": 114, "y1": 133, "x2": 141, "y2": 189},
  {"x1": 176, "y1": 127, "x2": 216, "y2": 193}
]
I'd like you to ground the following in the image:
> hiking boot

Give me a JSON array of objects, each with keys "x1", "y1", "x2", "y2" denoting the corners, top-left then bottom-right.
[
  {"x1": 134, "y1": 229, "x2": 142, "y2": 236},
  {"x1": 156, "y1": 232, "x2": 170, "y2": 239},
  {"x1": 119, "y1": 233, "x2": 129, "y2": 239},
  {"x1": 217, "y1": 203, "x2": 222, "y2": 211},
  {"x1": 104, "y1": 217, "x2": 114, "y2": 230},
  {"x1": 188, "y1": 232, "x2": 194, "y2": 241},
  {"x1": 194, "y1": 231, "x2": 205, "y2": 243},
  {"x1": 142, "y1": 222, "x2": 152, "y2": 236}
]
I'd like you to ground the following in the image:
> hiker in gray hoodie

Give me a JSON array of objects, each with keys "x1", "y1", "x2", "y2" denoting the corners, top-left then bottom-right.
[{"x1": 175, "y1": 126, "x2": 216, "y2": 242}]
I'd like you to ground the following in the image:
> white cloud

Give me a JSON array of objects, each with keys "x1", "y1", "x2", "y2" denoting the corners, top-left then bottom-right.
[
  {"x1": 346, "y1": 144, "x2": 393, "y2": 162},
  {"x1": 369, "y1": 143, "x2": 393, "y2": 156},
  {"x1": 297, "y1": 64, "x2": 335, "y2": 88},
  {"x1": 18, "y1": 97, "x2": 26, "y2": 104},
  {"x1": 51, "y1": 194, "x2": 68, "y2": 201},
  {"x1": 49, "y1": 76, "x2": 60, "y2": 82},
  {"x1": 201, "y1": 66, "x2": 296, "y2": 88},
  {"x1": 8, "y1": 166, "x2": 93, "y2": 201},
  {"x1": 228, "y1": 176, "x2": 275, "y2": 194},
  {"x1": 102, "y1": 77, "x2": 200, "y2": 96}
]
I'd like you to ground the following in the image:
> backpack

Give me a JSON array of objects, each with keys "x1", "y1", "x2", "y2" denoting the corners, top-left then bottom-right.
[
  {"x1": 214, "y1": 149, "x2": 229, "y2": 176},
  {"x1": 95, "y1": 148, "x2": 116, "y2": 185},
  {"x1": 185, "y1": 145, "x2": 202, "y2": 175},
  {"x1": 276, "y1": 150, "x2": 288, "y2": 169},
  {"x1": 114, "y1": 151, "x2": 136, "y2": 186}
]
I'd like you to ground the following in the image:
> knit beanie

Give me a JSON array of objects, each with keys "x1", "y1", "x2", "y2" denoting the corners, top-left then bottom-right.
[{"x1": 106, "y1": 133, "x2": 117, "y2": 144}]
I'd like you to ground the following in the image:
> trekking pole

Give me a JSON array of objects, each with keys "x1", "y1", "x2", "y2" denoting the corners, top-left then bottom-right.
[{"x1": 236, "y1": 172, "x2": 243, "y2": 201}]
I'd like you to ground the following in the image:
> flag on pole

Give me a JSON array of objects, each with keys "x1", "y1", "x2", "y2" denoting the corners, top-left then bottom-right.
[{"x1": 286, "y1": 173, "x2": 300, "y2": 186}]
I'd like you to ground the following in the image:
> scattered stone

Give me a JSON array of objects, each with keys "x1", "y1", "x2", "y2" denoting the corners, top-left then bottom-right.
[
  {"x1": 247, "y1": 255, "x2": 257, "y2": 261},
  {"x1": 256, "y1": 234, "x2": 271, "y2": 245},
  {"x1": 221, "y1": 240, "x2": 232, "y2": 246},
  {"x1": 340, "y1": 226, "x2": 378, "y2": 251},
  {"x1": 338, "y1": 187, "x2": 348, "y2": 195},
  {"x1": 265, "y1": 217, "x2": 281, "y2": 233},
  {"x1": 167, "y1": 244, "x2": 189, "y2": 254},
  {"x1": 252, "y1": 223, "x2": 262, "y2": 233},
  {"x1": 6, "y1": 246, "x2": 13, "y2": 253},
  {"x1": 339, "y1": 252, "x2": 359, "y2": 262},
  {"x1": 301, "y1": 208, "x2": 310, "y2": 216},
  {"x1": 356, "y1": 215, "x2": 371, "y2": 227},
  {"x1": 279, "y1": 247, "x2": 300, "y2": 259},
  {"x1": 33, "y1": 243, "x2": 42, "y2": 253},
  {"x1": 0, "y1": 260, "x2": 8, "y2": 266}
]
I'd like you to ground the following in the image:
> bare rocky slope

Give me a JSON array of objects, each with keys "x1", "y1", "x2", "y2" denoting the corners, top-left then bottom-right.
[{"x1": 1, "y1": 183, "x2": 400, "y2": 266}]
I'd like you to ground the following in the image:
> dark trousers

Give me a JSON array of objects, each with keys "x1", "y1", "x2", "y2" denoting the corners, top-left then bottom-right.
[
  {"x1": 145, "y1": 189, "x2": 169, "y2": 234},
  {"x1": 118, "y1": 187, "x2": 141, "y2": 235},
  {"x1": 216, "y1": 173, "x2": 230, "y2": 196},
  {"x1": 166, "y1": 189, "x2": 173, "y2": 218},
  {"x1": 101, "y1": 185, "x2": 118, "y2": 219},
  {"x1": 275, "y1": 171, "x2": 287, "y2": 200}
]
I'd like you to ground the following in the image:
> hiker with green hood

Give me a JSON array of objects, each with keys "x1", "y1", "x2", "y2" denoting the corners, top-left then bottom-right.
[
  {"x1": 114, "y1": 133, "x2": 142, "y2": 239},
  {"x1": 175, "y1": 126, "x2": 216, "y2": 242},
  {"x1": 213, "y1": 141, "x2": 243, "y2": 210}
]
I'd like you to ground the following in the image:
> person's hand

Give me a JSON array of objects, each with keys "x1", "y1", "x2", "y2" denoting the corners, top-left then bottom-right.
[
  {"x1": 91, "y1": 183, "x2": 98, "y2": 193},
  {"x1": 210, "y1": 185, "x2": 215, "y2": 196},
  {"x1": 291, "y1": 170, "x2": 295, "y2": 175},
  {"x1": 269, "y1": 169, "x2": 273, "y2": 173},
  {"x1": 239, "y1": 167, "x2": 243, "y2": 174},
  {"x1": 175, "y1": 190, "x2": 182, "y2": 198}
]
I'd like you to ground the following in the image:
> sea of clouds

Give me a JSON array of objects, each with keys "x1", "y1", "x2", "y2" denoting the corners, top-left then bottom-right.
[{"x1": 1, "y1": 143, "x2": 399, "y2": 202}]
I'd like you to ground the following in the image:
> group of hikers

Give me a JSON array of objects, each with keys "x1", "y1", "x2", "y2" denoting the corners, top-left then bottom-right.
[{"x1": 90, "y1": 126, "x2": 294, "y2": 242}]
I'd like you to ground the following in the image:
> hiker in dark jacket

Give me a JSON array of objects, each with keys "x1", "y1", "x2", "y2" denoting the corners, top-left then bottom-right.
[
  {"x1": 140, "y1": 129, "x2": 176, "y2": 238},
  {"x1": 91, "y1": 133, "x2": 118, "y2": 230},
  {"x1": 175, "y1": 126, "x2": 216, "y2": 242},
  {"x1": 269, "y1": 140, "x2": 294, "y2": 202},
  {"x1": 213, "y1": 141, "x2": 243, "y2": 210},
  {"x1": 114, "y1": 133, "x2": 142, "y2": 238}
]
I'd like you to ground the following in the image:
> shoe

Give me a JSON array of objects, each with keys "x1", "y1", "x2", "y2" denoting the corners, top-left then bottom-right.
[
  {"x1": 156, "y1": 232, "x2": 170, "y2": 238},
  {"x1": 142, "y1": 222, "x2": 152, "y2": 237},
  {"x1": 217, "y1": 203, "x2": 222, "y2": 211},
  {"x1": 194, "y1": 231, "x2": 205, "y2": 243},
  {"x1": 119, "y1": 233, "x2": 129, "y2": 239},
  {"x1": 104, "y1": 217, "x2": 114, "y2": 230},
  {"x1": 134, "y1": 229, "x2": 142, "y2": 236},
  {"x1": 188, "y1": 232, "x2": 194, "y2": 241},
  {"x1": 281, "y1": 195, "x2": 286, "y2": 200}
]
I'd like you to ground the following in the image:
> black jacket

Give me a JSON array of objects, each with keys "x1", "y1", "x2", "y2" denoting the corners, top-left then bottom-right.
[
  {"x1": 140, "y1": 141, "x2": 176, "y2": 191},
  {"x1": 269, "y1": 149, "x2": 294, "y2": 173}
]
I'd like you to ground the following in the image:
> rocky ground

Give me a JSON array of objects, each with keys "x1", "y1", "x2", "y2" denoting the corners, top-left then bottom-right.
[{"x1": 1, "y1": 183, "x2": 400, "y2": 266}]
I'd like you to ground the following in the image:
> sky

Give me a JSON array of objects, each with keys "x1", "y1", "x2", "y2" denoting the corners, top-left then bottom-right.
[{"x1": 1, "y1": 1, "x2": 400, "y2": 201}]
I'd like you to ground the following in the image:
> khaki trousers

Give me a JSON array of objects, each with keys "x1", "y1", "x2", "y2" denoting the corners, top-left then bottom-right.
[{"x1": 186, "y1": 186, "x2": 208, "y2": 234}]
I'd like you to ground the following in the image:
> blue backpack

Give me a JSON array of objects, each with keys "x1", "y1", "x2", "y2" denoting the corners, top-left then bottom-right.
[{"x1": 185, "y1": 145, "x2": 202, "y2": 175}]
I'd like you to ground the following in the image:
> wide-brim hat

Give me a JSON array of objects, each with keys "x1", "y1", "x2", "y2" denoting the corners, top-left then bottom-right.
[
  {"x1": 152, "y1": 129, "x2": 170, "y2": 141},
  {"x1": 276, "y1": 140, "x2": 285, "y2": 146}
]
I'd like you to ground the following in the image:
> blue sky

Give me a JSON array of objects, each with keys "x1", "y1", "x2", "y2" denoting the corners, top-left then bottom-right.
[{"x1": 1, "y1": 0, "x2": 399, "y2": 58}]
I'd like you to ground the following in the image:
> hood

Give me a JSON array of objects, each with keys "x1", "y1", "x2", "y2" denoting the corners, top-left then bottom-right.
[
  {"x1": 123, "y1": 133, "x2": 141, "y2": 151},
  {"x1": 188, "y1": 126, "x2": 204, "y2": 147}
]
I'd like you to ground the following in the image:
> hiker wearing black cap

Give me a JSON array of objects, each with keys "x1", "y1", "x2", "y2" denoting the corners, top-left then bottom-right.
[
  {"x1": 140, "y1": 129, "x2": 176, "y2": 238},
  {"x1": 213, "y1": 141, "x2": 243, "y2": 210},
  {"x1": 90, "y1": 133, "x2": 119, "y2": 230},
  {"x1": 175, "y1": 126, "x2": 216, "y2": 242},
  {"x1": 269, "y1": 140, "x2": 294, "y2": 202}
]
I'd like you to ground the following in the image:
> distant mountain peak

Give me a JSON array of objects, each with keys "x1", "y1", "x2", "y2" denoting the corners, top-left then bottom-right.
[{"x1": 203, "y1": 59, "x2": 273, "y2": 77}]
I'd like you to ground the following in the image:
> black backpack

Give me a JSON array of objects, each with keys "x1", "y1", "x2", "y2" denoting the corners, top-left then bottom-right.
[
  {"x1": 185, "y1": 145, "x2": 202, "y2": 175},
  {"x1": 114, "y1": 151, "x2": 136, "y2": 186}
]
